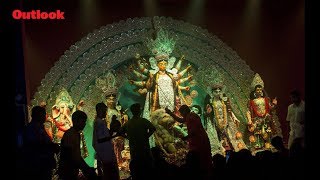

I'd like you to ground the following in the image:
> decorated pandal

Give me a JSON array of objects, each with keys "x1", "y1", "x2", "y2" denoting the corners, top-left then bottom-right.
[{"x1": 29, "y1": 17, "x2": 282, "y2": 179}]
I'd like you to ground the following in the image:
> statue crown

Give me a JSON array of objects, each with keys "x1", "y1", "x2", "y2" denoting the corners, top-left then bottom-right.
[
  {"x1": 146, "y1": 29, "x2": 176, "y2": 62},
  {"x1": 251, "y1": 73, "x2": 264, "y2": 90},
  {"x1": 96, "y1": 71, "x2": 119, "y2": 98}
]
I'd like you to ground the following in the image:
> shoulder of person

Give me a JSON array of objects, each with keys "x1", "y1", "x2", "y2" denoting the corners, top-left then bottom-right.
[
  {"x1": 96, "y1": 117, "x2": 106, "y2": 123},
  {"x1": 288, "y1": 103, "x2": 294, "y2": 109},
  {"x1": 62, "y1": 128, "x2": 72, "y2": 137},
  {"x1": 190, "y1": 112, "x2": 199, "y2": 118}
]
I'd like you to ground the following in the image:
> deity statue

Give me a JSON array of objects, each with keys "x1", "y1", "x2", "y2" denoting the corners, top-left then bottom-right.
[
  {"x1": 204, "y1": 80, "x2": 247, "y2": 156},
  {"x1": 39, "y1": 101, "x2": 54, "y2": 141},
  {"x1": 46, "y1": 88, "x2": 76, "y2": 144},
  {"x1": 129, "y1": 29, "x2": 193, "y2": 147},
  {"x1": 129, "y1": 32, "x2": 192, "y2": 128},
  {"x1": 95, "y1": 71, "x2": 130, "y2": 178},
  {"x1": 42, "y1": 89, "x2": 85, "y2": 144},
  {"x1": 150, "y1": 109, "x2": 188, "y2": 166},
  {"x1": 246, "y1": 73, "x2": 282, "y2": 151}
]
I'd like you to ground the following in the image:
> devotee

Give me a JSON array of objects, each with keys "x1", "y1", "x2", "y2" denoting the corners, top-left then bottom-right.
[
  {"x1": 92, "y1": 102, "x2": 120, "y2": 180},
  {"x1": 166, "y1": 105, "x2": 213, "y2": 180},
  {"x1": 23, "y1": 106, "x2": 59, "y2": 180},
  {"x1": 119, "y1": 103, "x2": 156, "y2": 180},
  {"x1": 58, "y1": 110, "x2": 97, "y2": 180},
  {"x1": 286, "y1": 89, "x2": 305, "y2": 149}
]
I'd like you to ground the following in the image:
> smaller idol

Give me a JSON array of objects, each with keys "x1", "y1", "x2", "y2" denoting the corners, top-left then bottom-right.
[
  {"x1": 204, "y1": 81, "x2": 247, "y2": 155},
  {"x1": 246, "y1": 73, "x2": 282, "y2": 151}
]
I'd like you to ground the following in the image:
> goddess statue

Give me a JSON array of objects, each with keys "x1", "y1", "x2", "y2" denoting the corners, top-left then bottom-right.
[
  {"x1": 246, "y1": 73, "x2": 282, "y2": 151},
  {"x1": 204, "y1": 80, "x2": 247, "y2": 156},
  {"x1": 128, "y1": 29, "x2": 193, "y2": 163}
]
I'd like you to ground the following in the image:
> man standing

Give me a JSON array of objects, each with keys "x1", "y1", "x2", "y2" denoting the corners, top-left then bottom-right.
[
  {"x1": 23, "y1": 106, "x2": 59, "y2": 180},
  {"x1": 120, "y1": 103, "x2": 156, "y2": 180},
  {"x1": 58, "y1": 110, "x2": 97, "y2": 180},
  {"x1": 92, "y1": 102, "x2": 119, "y2": 180},
  {"x1": 286, "y1": 89, "x2": 305, "y2": 149}
]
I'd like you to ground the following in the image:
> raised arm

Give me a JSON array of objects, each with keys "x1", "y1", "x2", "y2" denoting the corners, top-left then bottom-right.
[
  {"x1": 129, "y1": 80, "x2": 146, "y2": 87},
  {"x1": 130, "y1": 67, "x2": 148, "y2": 80},
  {"x1": 165, "y1": 108, "x2": 185, "y2": 123},
  {"x1": 177, "y1": 75, "x2": 193, "y2": 84},
  {"x1": 269, "y1": 97, "x2": 277, "y2": 109},
  {"x1": 145, "y1": 73, "x2": 155, "y2": 89},
  {"x1": 135, "y1": 53, "x2": 149, "y2": 74},
  {"x1": 177, "y1": 65, "x2": 192, "y2": 79},
  {"x1": 175, "y1": 55, "x2": 185, "y2": 71},
  {"x1": 76, "y1": 100, "x2": 85, "y2": 111},
  {"x1": 178, "y1": 85, "x2": 190, "y2": 91}
]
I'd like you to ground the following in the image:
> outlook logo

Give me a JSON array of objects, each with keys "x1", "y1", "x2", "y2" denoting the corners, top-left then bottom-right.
[{"x1": 12, "y1": 10, "x2": 65, "y2": 20}]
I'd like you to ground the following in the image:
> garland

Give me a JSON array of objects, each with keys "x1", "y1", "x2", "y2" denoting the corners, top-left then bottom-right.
[
  {"x1": 213, "y1": 100, "x2": 227, "y2": 129},
  {"x1": 250, "y1": 97, "x2": 270, "y2": 118}
]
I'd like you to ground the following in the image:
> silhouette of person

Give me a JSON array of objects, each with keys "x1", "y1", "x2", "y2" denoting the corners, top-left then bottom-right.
[
  {"x1": 23, "y1": 106, "x2": 59, "y2": 180},
  {"x1": 58, "y1": 110, "x2": 97, "y2": 180},
  {"x1": 270, "y1": 136, "x2": 289, "y2": 179},
  {"x1": 271, "y1": 136, "x2": 289, "y2": 158},
  {"x1": 286, "y1": 89, "x2": 305, "y2": 149},
  {"x1": 119, "y1": 103, "x2": 156, "y2": 180},
  {"x1": 92, "y1": 102, "x2": 119, "y2": 180},
  {"x1": 166, "y1": 105, "x2": 213, "y2": 180}
]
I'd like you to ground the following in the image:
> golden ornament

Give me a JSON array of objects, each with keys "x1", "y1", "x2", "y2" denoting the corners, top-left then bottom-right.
[
  {"x1": 265, "y1": 142, "x2": 271, "y2": 149},
  {"x1": 190, "y1": 90, "x2": 198, "y2": 98},
  {"x1": 237, "y1": 142, "x2": 244, "y2": 150},
  {"x1": 235, "y1": 132, "x2": 242, "y2": 139},
  {"x1": 262, "y1": 133, "x2": 269, "y2": 140},
  {"x1": 185, "y1": 95, "x2": 193, "y2": 106},
  {"x1": 248, "y1": 125, "x2": 255, "y2": 132},
  {"x1": 249, "y1": 135, "x2": 256, "y2": 143}
]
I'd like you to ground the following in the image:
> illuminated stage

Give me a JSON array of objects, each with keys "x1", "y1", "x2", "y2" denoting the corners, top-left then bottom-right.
[{"x1": 29, "y1": 17, "x2": 283, "y2": 179}]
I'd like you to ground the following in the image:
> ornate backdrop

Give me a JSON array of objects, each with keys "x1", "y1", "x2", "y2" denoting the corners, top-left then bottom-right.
[{"x1": 30, "y1": 16, "x2": 258, "y2": 166}]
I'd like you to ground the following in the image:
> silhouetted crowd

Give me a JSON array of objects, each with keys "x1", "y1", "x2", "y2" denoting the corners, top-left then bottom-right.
[{"x1": 16, "y1": 103, "x2": 306, "y2": 180}]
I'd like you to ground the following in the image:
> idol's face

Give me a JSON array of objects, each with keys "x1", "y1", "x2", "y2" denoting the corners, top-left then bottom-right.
[
  {"x1": 106, "y1": 94, "x2": 116, "y2": 108},
  {"x1": 212, "y1": 87, "x2": 222, "y2": 98},
  {"x1": 59, "y1": 102, "x2": 70, "y2": 115},
  {"x1": 157, "y1": 61, "x2": 167, "y2": 71},
  {"x1": 255, "y1": 87, "x2": 263, "y2": 97}
]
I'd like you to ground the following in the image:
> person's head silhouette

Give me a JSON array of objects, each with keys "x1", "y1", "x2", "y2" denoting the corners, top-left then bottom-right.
[
  {"x1": 130, "y1": 103, "x2": 141, "y2": 116},
  {"x1": 72, "y1": 110, "x2": 87, "y2": 131},
  {"x1": 96, "y1": 102, "x2": 107, "y2": 118},
  {"x1": 290, "y1": 89, "x2": 302, "y2": 105},
  {"x1": 31, "y1": 106, "x2": 46, "y2": 123},
  {"x1": 179, "y1": 105, "x2": 191, "y2": 118}
]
